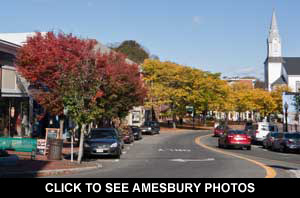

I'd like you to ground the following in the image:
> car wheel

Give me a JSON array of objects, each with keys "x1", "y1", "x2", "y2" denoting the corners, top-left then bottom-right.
[
  {"x1": 115, "y1": 150, "x2": 121, "y2": 159},
  {"x1": 247, "y1": 146, "x2": 251, "y2": 150},
  {"x1": 218, "y1": 142, "x2": 222, "y2": 148},
  {"x1": 279, "y1": 146, "x2": 286, "y2": 153}
]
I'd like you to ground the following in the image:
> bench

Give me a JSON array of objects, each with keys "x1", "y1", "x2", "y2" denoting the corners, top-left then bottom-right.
[{"x1": 0, "y1": 138, "x2": 37, "y2": 160}]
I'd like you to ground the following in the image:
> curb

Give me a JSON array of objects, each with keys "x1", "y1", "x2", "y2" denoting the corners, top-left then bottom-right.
[{"x1": 0, "y1": 163, "x2": 102, "y2": 178}]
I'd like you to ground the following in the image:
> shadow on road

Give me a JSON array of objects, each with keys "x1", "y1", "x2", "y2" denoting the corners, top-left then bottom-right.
[{"x1": 268, "y1": 165, "x2": 298, "y2": 171}]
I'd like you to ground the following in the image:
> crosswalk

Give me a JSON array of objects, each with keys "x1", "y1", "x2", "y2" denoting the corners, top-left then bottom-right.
[
  {"x1": 289, "y1": 170, "x2": 300, "y2": 178},
  {"x1": 158, "y1": 148, "x2": 191, "y2": 152}
]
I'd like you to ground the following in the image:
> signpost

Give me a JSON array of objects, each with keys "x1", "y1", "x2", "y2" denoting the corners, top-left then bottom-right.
[{"x1": 39, "y1": 128, "x2": 60, "y2": 156}]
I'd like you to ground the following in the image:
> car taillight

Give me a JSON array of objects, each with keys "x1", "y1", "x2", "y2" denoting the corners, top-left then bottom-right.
[
  {"x1": 228, "y1": 135, "x2": 234, "y2": 138},
  {"x1": 247, "y1": 135, "x2": 251, "y2": 139}
]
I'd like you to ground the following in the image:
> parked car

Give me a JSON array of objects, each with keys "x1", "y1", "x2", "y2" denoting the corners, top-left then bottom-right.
[
  {"x1": 130, "y1": 126, "x2": 143, "y2": 140},
  {"x1": 218, "y1": 130, "x2": 252, "y2": 150},
  {"x1": 214, "y1": 125, "x2": 230, "y2": 137},
  {"x1": 140, "y1": 121, "x2": 160, "y2": 135},
  {"x1": 271, "y1": 132, "x2": 300, "y2": 153},
  {"x1": 115, "y1": 128, "x2": 125, "y2": 149},
  {"x1": 84, "y1": 128, "x2": 122, "y2": 159},
  {"x1": 246, "y1": 122, "x2": 278, "y2": 143},
  {"x1": 262, "y1": 132, "x2": 283, "y2": 149},
  {"x1": 122, "y1": 127, "x2": 135, "y2": 144}
]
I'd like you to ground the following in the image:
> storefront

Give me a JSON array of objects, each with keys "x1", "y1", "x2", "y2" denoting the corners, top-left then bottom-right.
[{"x1": 0, "y1": 39, "x2": 32, "y2": 137}]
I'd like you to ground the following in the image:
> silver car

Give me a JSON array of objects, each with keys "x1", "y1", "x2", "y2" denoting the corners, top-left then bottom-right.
[
  {"x1": 272, "y1": 133, "x2": 300, "y2": 153},
  {"x1": 262, "y1": 132, "x2": 283, "y2": 149}
]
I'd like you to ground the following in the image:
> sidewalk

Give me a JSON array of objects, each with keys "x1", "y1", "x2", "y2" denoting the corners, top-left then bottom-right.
[
  {"x1": 0, "y1": 142, "x2": 101, "y2": 178},
  {"x1": 161, "y1": 124, "x2": 213, "y2": 133}
]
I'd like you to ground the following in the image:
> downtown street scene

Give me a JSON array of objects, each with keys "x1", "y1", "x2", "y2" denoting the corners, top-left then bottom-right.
[{"x1": 0, "y1": 1, "x2": 300, "y2": 181}]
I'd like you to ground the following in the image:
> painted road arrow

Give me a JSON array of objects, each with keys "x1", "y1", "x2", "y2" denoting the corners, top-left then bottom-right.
[{"x1": 170, "y1": 158, "x2": 215, "y2": 163}]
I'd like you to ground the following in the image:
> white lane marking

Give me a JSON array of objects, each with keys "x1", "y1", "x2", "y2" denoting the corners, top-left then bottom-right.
[
  {"x1": 170, "y1": 158, "x2": 215, "y2": 163},
  {"x1": 289, "y1": 170, "x2": 300, "y2": 178},
  {"x1": 158, "y1": 148, "x2": 191, "y2": 152}
]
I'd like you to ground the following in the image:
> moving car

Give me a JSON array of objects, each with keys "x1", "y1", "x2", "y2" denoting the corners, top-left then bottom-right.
[
  {"x1": 271, "y1": 132, "x2": 300, "y2": 153},
  {"x1": 84, "y1": 128, "x2": 122, "y2": 159},
  {"x1": 140, "y1": 121, "x2": 160, "y2": 135},
  {"x1": 262, "y1": 132, "x2": 283, "y2": 149},
  {"x1": 246, "y1": 122, "x2": 278, "y2": 143},
  {"x1": 130, "y1": 126, "x2": 143, "y2": 140},
  {"x1": 214, "y1": 125, "x2": 230, "y2": 137},
  {"x1": 218, "y1": 130, "x2": 252, "y2": 150}
]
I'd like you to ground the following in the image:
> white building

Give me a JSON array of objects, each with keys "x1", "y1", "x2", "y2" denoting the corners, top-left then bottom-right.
[{"x1": 265, "y1": 11, "x2": 300, "y2": 92}]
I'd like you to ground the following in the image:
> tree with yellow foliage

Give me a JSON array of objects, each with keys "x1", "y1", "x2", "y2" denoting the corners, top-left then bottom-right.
[{"x1": 271, "y1": 85, "x2": 292, "y2": 114}]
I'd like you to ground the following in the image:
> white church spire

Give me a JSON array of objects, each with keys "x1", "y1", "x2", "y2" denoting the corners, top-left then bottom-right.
[
  {"x1": 268, "y1": 9, "x2": 281, "y2": 57},
  {"x1": 269, "y1": 10, "x2": 280, "y2": 40}
]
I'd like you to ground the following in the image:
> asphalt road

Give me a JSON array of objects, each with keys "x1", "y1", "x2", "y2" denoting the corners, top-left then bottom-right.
[
  {"x1": 55, "y1": 130, "x2": 278, "y2": 178},
  {"x1": 202, "y1": 133, "x2": 300, "y2": 178}
]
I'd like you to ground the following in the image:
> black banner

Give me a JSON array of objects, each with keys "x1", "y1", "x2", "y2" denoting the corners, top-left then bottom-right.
[{"x1": 0, "y1": 178, "x2": 297, "y2": 196}]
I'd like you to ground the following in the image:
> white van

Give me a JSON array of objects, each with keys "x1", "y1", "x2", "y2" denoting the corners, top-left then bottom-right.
[{"x1": 250, "y1": 122, "x2": 278, "y2": 143}]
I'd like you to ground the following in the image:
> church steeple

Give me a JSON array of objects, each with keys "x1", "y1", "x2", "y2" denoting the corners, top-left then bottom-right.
[
  {"x1": 268, "y1": 9, "x2": 282, "y2": 57},
  {"x1": 269, "y1": 10, "x2": 280, "y2": 40}
]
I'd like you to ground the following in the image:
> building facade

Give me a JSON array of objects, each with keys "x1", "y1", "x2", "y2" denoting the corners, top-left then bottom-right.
[
  {"x1": 0, "y1": 38, "x2": 32, "y2": 137},
  {"x1": 265, "y1": 11, "x2": 300, "y2": 92}
]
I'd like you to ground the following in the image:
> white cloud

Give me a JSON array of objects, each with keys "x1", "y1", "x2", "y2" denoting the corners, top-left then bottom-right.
[{"x1": 225, "y1": 66, "x2": 264, "y2": 80}]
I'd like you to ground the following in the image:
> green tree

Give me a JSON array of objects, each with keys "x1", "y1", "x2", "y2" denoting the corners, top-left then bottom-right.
[{"x1": 112, "y1": 40, "x2": 149, "y2": 64}]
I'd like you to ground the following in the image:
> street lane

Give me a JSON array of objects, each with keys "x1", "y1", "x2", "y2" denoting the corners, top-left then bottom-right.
[
  {"x1": 201, "y1": 131, "x2": 300, "y2": 178},
  {"x1": 56, "y1": 130, "x2": 266, "y2": 178}
]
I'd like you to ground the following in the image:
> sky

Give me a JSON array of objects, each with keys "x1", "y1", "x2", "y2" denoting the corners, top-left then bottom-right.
[{"x1": 2, "y1": 0, "x2": 300, "y2": 80}]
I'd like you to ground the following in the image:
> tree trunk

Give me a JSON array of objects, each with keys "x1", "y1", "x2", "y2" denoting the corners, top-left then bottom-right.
[
  {"x1": 225, "y1": 112, "x2": 229, "y2": 127},
  {"x1": 77, "y1": 123, "x2": 86, "y2": 164},
  {"x1": 59, "y1": 117, "x2": 64, "y2": 139},
  {"x1": 172, "y1": 113, "x2": 177, "y2": 129}
]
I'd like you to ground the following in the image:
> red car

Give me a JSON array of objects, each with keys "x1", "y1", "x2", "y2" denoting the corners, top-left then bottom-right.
[
  {"x1": 214, "y1": 125, "x2": 230, "y2": 137},
  {"x1": 218, "y1": 130, "x2": 252, "y2": 150}
]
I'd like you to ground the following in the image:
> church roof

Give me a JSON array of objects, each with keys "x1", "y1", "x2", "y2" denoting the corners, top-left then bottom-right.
[
  {"x1": 283, "y1": 57, "x2": 300, "y2": 75},
  {"x1": 271, "y1": 76, "x2": 286, "y2": 87}
]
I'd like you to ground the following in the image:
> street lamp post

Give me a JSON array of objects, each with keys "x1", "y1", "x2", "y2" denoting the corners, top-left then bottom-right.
[{"x1": 284, "y1": 102, "x2": 289, "y2": 132}]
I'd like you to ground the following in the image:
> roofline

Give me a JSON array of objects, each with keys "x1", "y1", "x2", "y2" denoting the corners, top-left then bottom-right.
[{"x1": 0, "y1": 39, "x2": 21, "y2": 48}]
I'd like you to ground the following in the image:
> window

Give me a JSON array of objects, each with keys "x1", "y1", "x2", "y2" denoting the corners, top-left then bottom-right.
[{"x1": 296, "y1": 81, "x2": 300, "y2": 92}]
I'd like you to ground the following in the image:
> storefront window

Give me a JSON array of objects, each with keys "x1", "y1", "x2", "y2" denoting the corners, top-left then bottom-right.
[{"x1": 0, "y1": 98, "x2": 29, "y2": 137}]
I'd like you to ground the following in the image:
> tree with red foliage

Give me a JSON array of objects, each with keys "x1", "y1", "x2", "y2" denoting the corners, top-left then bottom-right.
[
  {"x1": 16, "y1": 32, "x2": 98, "y2": 138},
  {"x1": 95, "y1": 51, "x2": 147, "y2": 125},
  {"x1": 16, "y1": 32, "x2": 147, "y2": 163}
]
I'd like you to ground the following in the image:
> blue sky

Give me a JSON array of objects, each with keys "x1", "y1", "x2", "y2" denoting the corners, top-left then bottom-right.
[{"x1": 2, "y1": 0, "x2": 300, "y2": 80}]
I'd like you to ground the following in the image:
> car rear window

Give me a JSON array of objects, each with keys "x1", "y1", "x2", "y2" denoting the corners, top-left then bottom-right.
[
  {"x1": 284, "y1": 133, "x2": 300, "y2": 139},
  {"x1": 144, "y1": 122, "x2": 158, "y2": 127},
  {"x1": 261, "y1": 125, "x2": 277, "y2": 131},
  {"x1": 90, "y1": 131, "x2": 117, "y2": 139},
  {"x1": 228, "y1": 130, "x2": 246, "y2": 135}
]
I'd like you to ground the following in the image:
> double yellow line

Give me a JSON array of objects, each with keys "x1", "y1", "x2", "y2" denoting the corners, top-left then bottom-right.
[{"x1": 194, "y1": 134, "x2": 277, "y2": 178}]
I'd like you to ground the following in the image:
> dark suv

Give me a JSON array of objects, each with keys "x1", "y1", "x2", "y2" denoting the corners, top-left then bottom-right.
[{"x1": 140, "y1": 121, "x2": 160, "y2": 135}]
